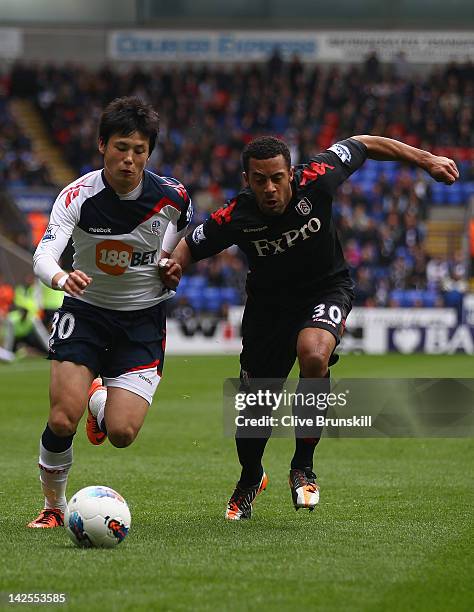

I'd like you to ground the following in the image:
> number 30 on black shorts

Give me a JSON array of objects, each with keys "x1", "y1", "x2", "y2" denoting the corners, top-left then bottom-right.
[{"x1": 304, "y1": 300, "x2": 347, "y2": 345}]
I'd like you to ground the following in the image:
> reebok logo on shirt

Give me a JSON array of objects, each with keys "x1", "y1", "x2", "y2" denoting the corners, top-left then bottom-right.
[{"x1": 89, "y1": 227, "x2": 112, "y2": 233}]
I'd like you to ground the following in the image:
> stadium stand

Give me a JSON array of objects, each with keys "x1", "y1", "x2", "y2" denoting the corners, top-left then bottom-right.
[
  {"x1": 2, "y1": 58, "x2": 473, "y2": 313},
  {"x1": 0, "y1": 96, "x2": 54, "y2": 190}
]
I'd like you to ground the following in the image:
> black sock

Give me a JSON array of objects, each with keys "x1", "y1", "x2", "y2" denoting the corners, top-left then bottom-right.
[
  {"x1": 290, "y1": 373, "x2": 330, "y2": 472},
  {"x1": 41, "y1": 423, "x2": 75, "y2": 453},
  {"x1": 235, "y1": 437, "x2": 268, "y2": 487},
  {"x1": 291, "y1": 438, "x2": 320, "y2": 472}
]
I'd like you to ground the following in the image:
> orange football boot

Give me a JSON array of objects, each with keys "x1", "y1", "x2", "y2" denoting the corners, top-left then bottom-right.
[
  {"x1": 86, "y1": 377, "x2": 107, "y2": 445},
  {"x1": 225, "y1": 472, "x2": 268, "y2": 520},
  {"x1": 27, "y1": 508, "x2": 64, "y2": 528}
]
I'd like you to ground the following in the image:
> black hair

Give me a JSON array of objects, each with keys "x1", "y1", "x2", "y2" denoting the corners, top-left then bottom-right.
[
  {"x1": 98, "y1": 96, "x2": 159, "y2": 154},
  {"x1": 242, "y1": 136, "x2": 291, "y2": 174}
]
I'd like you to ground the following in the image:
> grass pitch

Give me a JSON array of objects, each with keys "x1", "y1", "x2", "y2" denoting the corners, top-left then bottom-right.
[{"x1": 0, "y1": 354, "x2": 473, "y2": 611}]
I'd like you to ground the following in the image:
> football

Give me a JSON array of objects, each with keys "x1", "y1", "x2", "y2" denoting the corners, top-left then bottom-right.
[{"x1": 64, "y1": 486, "x2": 131, "y2": 548}]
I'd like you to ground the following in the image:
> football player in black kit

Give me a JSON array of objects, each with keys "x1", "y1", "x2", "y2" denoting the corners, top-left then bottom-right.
[{"x1": 160, "y1": 134, "x2": 458, "y2": 520}]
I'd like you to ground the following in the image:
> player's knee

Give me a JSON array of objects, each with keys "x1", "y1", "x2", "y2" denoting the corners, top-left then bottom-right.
[
  {"x1": 48, "y1": 411, "x2": 78, "y2": 437},
  {"x1": 108, "y1": 427, "x2": 136, "y2": 448},
  {"x1": 298, "y1": 348, "x2": 329, "y2": 378}
]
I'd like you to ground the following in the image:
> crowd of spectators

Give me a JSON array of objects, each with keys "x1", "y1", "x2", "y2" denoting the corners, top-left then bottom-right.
[
  {"x1": 0, "y1": 76, "x2": 54, "y2": 190},
  {"x1": 333, "y1": 165, "x2": 469, "y2": 307},
  {"x1": 2, "y1": 56, "x2": 473, "y2": 312}
]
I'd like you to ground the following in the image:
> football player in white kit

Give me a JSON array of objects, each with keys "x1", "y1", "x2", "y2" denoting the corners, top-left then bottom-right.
[{"x1": 28, "y1": 97, "x2": 193, "y2": 528}]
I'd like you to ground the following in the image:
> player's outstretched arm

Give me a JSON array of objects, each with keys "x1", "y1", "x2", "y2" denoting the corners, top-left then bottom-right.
[
  {"x1": 351, "y1": 135, "x2": 459, "y2": 185},
  {"x1": 158, "y1": 238, "x2": 194, "y2": 290}
]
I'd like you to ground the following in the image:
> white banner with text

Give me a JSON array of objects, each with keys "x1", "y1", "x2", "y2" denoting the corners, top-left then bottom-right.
[
  {"x1": 165, "y1": 305, "x2": 474, "y2": 355},
  {"x1": 108, "y1": 30, "x2": 474, "y2": 63}
]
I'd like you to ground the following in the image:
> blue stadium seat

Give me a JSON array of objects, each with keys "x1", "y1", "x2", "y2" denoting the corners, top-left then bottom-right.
[
  {"x1": 187, "y1": 275, "x2": 207, "y2": 289},
  {"x1": 445, "y1": 183, "x2": 464, "y2": 205},
  {"x1": 458, "y1": 160, "x2": 470, "y2": 176},
  {"x1": 390, "y1": 290, "x2": 405, "y2": 305},
  {"x1": 431, "y1": 181, "x2": 457, "y2": 204},
  {"x1": 379, "y1": 166, "x2": 398, "y2": 180},
  {"x1": 405, "y1": 290, "x2": 423, "y2": 306},
  {"x1": 430, "y1": 182, "x2": 445, "y2": 194},
  {"x1": 359, "y1": 181, "x2": 375, "y2": 196},
  {"x1": 390, "y1": 290, "x2": 435, "y2": 307},
  {"x1": 357, "y1": 169, "x2": 378, "y2": 183},
  {"x1": 202, "y1": 287, "x2": 223, "y2": 313},
  {"x1": 444, "y1": 290, "x2": 463, "y2": 307},
  {"x1": 178, "y1": 276, "x2": 189, "y2": 291},
  {"x1": 422, "y1": 291, "x2": 438, "y2": 307},
  {"x1": 220, "y1": 287, "x2": 241, "y2": 305},
  {"x1": 364, "y1": 159, "x2": 381, "y2": 172},
  {"x1": 431, "y1": 190, "x2": 445, "y2": 204},
  {"x1": 185, "y1": 289, "x2": 205, "y2": 311},
  {"x1": 462, "y1": 182, "x2": 474, "y2": 198}
]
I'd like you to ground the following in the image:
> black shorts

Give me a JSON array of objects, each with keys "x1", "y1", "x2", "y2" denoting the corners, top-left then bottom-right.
[
  {"x1": 240, "y1": 287, "x2": 353, "y2": 379},
  {"x1": 48, "y1": 297, "x2": 166, "y2": 379}
]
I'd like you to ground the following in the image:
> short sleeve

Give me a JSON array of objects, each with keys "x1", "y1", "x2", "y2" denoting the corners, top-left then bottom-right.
[
  {"x1": 299, "y1": 138, "x2": 368, "y2": 196},
  {"x1": 185, "y1": 202, "x2": 237, "y2": 261}
]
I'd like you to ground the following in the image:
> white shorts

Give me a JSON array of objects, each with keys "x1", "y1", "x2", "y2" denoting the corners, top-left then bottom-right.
[{"x1": 104, "y1": 368, "x2": 162, "y2": 405}]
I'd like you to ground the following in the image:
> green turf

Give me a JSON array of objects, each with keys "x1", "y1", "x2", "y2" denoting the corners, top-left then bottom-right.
[{"x1": 0, "y1": 354, "x2": 473, "y2": 611}]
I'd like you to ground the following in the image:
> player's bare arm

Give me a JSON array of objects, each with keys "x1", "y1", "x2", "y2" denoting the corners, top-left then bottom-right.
[
  {"x1": 51, "y1": 270, "x2": 92, "y2": 297},
  {"x1": 158, "y1": 238, "x2": 194, "y2": 290},
  {"x1": 352, "y1": 135, "x2": 459, "y2": 185}
]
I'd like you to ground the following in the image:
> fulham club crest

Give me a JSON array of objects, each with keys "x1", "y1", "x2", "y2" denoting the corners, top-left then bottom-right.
[{"x1": 296, "y1": 198, "x2": 312, "y2": 216}]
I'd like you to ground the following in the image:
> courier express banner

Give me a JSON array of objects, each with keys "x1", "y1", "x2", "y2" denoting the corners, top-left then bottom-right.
[{"x1": 108, "y1": 30, "x2": 474, "y2": 63}]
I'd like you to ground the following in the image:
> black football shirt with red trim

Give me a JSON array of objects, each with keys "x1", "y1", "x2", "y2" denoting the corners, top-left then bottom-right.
[{"x1": 185, "y1": 138, "x2": 367, "y2": 302}]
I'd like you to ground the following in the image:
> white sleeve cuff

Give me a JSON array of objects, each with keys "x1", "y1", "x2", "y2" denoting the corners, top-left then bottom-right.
[
  {"x1": 162, "y1": 222, "x2": 187, "y2": 255},
  {"x1": 56, "y1": 274, "x2": 69, "y2": 289},
  {"x1": 33, "y1": 251, "x2": 64, "y2": 288}
]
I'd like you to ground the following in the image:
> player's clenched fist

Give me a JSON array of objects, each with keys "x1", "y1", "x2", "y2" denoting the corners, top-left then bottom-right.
[
  {"x1": 52, "y1": 269, "x2": 92, "y2": 296},
  {"x1": 426, "y1": 155, "x2": 459, "y2": 185},
  {"x1": 158, "y1": 258, "x2": 182, "y2": 290}
]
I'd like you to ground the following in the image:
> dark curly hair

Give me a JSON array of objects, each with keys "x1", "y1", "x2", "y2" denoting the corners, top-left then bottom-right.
[
  {"x1": 98, "y1": 96, "x2": 159, "y2": 154},
  {"x1": 242, "y1": 136, "x2": 291, "y2": 174}
]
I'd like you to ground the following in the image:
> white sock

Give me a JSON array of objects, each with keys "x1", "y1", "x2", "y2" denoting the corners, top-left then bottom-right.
[
  {"x1": 89, "y1": 388, "x2": 107, "y2": 418},
  {"x1": 39, "y1": 442, "x2": 73, "y2": 512},
  {"x1": 97, "y1": 404, "x2": 106, "y2": 431}
]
